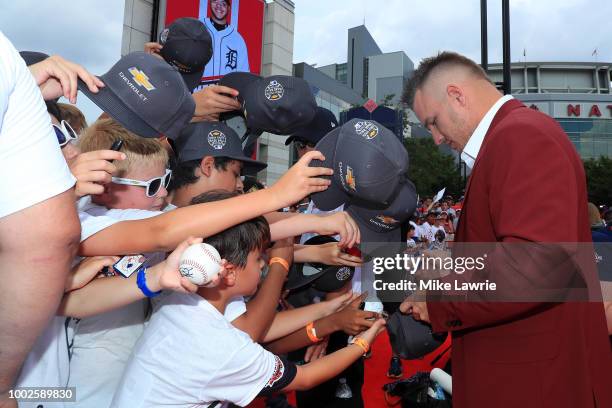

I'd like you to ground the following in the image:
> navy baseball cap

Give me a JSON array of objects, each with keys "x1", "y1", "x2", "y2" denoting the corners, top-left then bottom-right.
[
  {"x1": 285, "y1": 235, "x2": 355, "y2": 292},
  {"x1": 159, "y1": 17, "x2": 212, "y2": 92},
  {"x1": 77, "y1": 52, "x2": 195, "y2": 139},
  {"x1": 174, "y1": 121, "x2": 266, "y2": 172},
  {"x1": 347, "y1": 179, "x2": 418, "y2": 244},
  {"x1": 310, "y1": 118, "x2": 411, "y2": 211},
  {"x1": 219, "y1": 72, "x2": 317, "y2": 135},
  {"x1": 285, "y1": 107, "x2": 338, "y2": 146}
]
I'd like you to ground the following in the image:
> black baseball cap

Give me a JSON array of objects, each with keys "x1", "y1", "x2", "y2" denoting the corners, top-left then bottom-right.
[
  {"x1": 285, "y1": 107, "x2": 338, "y2": 146},
  {"x1": 310, "y1": 118, "x2": 411, "y2": 211},
  {"x1": 77, "y1": 51, "x2": 195, "y2": 139},
  {"x1": 174, "y1": 121, "x2": 266, "y2": 172},
  {"x1": 285, "y1": 235, "x2": 355, "y2": 292},
  {"x1": 348, "y1": 179, "x2": 418, "y2": 244},
  {"x1": 159, "y1": 17, "x2": 212, "y2": 92},
  {"x1": 219, "y1": 72, "x2": 317, "y2": 135}
]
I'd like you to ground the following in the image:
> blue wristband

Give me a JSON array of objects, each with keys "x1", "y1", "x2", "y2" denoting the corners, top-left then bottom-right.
[{"x1": 137, "y1": 266, "x2": 161, "y2": 298}]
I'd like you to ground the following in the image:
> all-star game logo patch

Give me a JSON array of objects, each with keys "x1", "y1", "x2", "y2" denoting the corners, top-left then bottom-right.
[
  {"x1": 159, "y1": 28, "x2": 169, "y2": 45},
  {"x1": 264, "y1": 80, "x2": 284, "y2": 101},
  {"x1": 354, "y1": 121, "x2": 379, "y2": 139},
  {"x1": 207, "y1": 129, "x2": 227, "y2": 150},
  {"x1": 336, "y1": 267, "x2": 352, "y2": 281}
]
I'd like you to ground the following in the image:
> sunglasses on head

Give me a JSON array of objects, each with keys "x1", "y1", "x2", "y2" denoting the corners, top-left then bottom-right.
[
  {"x1": 53, "y1": 120, "x2": 78, "y2": 147},
  {"x1": 294, "y1": 140, "x2": 316, "y2": 150},
  {"x1": 111, "y1": 169, "x2": 172, "y2": 197}
]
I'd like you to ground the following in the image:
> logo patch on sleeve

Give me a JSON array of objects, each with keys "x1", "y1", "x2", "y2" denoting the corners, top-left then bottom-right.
[{"x1": 266, "y1": 355, "x2": 285, "y2": 388}]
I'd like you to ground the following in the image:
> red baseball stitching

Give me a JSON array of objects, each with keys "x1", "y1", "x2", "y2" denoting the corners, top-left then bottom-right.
[{"x1": 199, "y1": 245, "x2": 221, "y2": 266}]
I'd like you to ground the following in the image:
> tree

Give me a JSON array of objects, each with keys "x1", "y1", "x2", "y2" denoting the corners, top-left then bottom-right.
[
  {"x1": 404, "y1": 138, "x2": 464, "y2": 198},
  {"x1": 380, "y1": 93, "x2": 396, "y2": 107},
  {"x1": 583, "y1": 156, "x2": 612, "y2": 206}
]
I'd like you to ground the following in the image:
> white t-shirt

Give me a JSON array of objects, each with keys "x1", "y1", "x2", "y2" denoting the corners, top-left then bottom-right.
[
  {"x1": 0, "y1": 31, "x2": 75, "y2": 218},
  {"x1": 68, "y1": 197, "x2": 165, "y2": 408},
  {"x1": 14, "y1": 203, "x2": 121, "y2": 408},
  {"x1": 112, "y1": 291, "x2": 283, "y2": 408}
]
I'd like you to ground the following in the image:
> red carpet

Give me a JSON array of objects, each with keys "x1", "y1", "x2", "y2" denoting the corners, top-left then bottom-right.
[{"x1": 248, "y1": 330, "x2": 451, "y2": 407}]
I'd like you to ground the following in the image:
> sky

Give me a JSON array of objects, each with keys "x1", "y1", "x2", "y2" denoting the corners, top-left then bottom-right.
[
  {"x1": 1, "y1": 0, "x2": 610, "y2": 122},
  {"x1": 293, "y1": 0, "x2": 611, "y2": 68}
]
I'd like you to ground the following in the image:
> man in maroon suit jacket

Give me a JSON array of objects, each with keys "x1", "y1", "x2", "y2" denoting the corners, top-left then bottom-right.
[{"x1": 400, "y1": 51, "x2": 612, "y2": 407}]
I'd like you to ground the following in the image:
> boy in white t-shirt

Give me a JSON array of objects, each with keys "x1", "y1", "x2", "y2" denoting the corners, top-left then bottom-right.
[{"x1": 113, "y1": 190, "x2": 386, "y2": 408}]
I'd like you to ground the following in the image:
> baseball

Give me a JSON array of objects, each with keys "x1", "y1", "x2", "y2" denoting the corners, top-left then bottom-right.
[{"x1": 178, "y1": 243, "x2": 222, "y2": 286}]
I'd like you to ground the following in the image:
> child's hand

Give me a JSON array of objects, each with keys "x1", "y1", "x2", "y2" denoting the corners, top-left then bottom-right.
[
  {"x1": 315, "y1": 242, "x2": 363, "y2": 267},
  {"x1": 304, "y1": 337, "x2": 329, "y2": 362},
  {"x1": 65, "y1": 256, "x2": 119, "y2": 292},
  {"x1": 313, "y1": 212, "x2": 360, "y2": 248},
  {"x1": 268, "y1": 237, "x2": 294, "y2": 271},
  {"x1": 354, "y1": 318, "x2": 386, "y2": 345},
  {"x1": 323, "y1": 291, "x2": 358, "y2": 316},
  {"x1": 144, "y1": 41, "x2": 163, "y2": 55},
  {"x1": 269, "y1": 151, "x2": 332, "y2": 209},
  {"x1": 155, "y1": 237, "x2": 203, "y2": 293},
  {"x1": 330, "y1": 292, "x2": 380, "y2": 335},
  {"x1": 69, "y1": 150, "x2": 126, "y2": 197}
]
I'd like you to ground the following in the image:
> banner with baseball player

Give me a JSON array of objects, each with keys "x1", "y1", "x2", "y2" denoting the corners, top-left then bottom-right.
[{"x1": 163, "y1": 0, "x2": 265, "y2": 87}]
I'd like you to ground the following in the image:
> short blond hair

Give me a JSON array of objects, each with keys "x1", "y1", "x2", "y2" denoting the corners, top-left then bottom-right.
[
  {"x1": 79, "y1": 119, "x2": 168, "y2": 177},
  {"x1": 58, "y1": 103, "x2": 88, "y2": 134}
]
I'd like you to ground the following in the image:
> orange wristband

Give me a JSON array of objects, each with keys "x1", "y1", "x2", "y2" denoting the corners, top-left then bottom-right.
[
  {"x1": 351, "y1": 337, "x2": 370, "y2": 355},
  {"x1": 269, "y1": 257, "x2": 289, "y2": 272},
  {"x1": 306, "y1": 322, "x2": 322, "y2": 343}
]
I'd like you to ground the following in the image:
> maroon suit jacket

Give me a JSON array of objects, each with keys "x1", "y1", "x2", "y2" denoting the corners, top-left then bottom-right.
[{"x1": 428, "y1": 100, "x2": 612, "y2": 407}]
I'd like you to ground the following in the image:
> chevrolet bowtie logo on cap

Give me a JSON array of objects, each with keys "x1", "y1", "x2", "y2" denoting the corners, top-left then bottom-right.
[{"x1": 129, "y1": 67, "x2": 156, "y2": 91}]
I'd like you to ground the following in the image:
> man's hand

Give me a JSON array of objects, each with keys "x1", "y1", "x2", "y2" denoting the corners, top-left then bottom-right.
[
  {"x1": 192, "y1": 85, "x2": 242, "y2": 122},
  {"x1": 269, "y1": 151, "x2": 332, "y2": 210},
  {"x1": 69, "y1": 150, "x2": 126, "y2": 197},
  {"x1": 399, "y1": 293, "x2": 430, "y2": 323},
  {"x1": 28, "y1": 55, "x2": 104, "y2": 103},
  {"x1": 65, "y1": 256, "x2": 119, "y2": 292}
]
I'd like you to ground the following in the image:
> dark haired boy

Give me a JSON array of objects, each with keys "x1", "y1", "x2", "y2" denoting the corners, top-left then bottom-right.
[{"x1": 112, "y1": 191, "x2": 385, "y2": 407}]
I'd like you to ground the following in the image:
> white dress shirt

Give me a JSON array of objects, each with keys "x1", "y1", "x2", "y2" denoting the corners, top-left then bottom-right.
[{"x1": 461, "y1": 94, "x2": 514, "y2": 169}]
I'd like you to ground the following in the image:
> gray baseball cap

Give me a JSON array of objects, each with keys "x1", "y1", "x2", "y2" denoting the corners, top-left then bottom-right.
[
  {"x1": 77, "y1": 52, "x2": 195, "y2": 139},
  {"x1": 310, "y1": 118, "x2": 411, "y2": 211},
  {"x1": 174, "y1": 121, "x2": 267, "y2": 172}
]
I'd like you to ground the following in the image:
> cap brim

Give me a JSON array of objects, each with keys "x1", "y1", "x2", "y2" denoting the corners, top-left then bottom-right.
[
  {"x1": 285, "y1": 263, "x2": 325, "y2": 291},
  {"x1": 78, "y1": 78, "x2": 159, "y2": 138},
  {"x1": 218, "y1": 71, "x2": 261, "y2": 102},
  {"x1": 226, "y1": 155, "x2": 267, "y2": 173},
  {"x1": 284, "y1": 135, "x2": 296, "y2": 146},
  {"x1": 309, "y1": 127, "x2": 346, "y2": 211},
  {"x1": 181, "y1": 68, "x2": 204, "y2": 93}
]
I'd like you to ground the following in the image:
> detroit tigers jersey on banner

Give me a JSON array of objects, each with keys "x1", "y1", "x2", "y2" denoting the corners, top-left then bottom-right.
[{"x1": 202, "y1": 17, "x2": 249, "y2": 79}]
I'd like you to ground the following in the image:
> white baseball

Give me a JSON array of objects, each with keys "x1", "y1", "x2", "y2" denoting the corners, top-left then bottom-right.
[{"x1": 178, "y1": 243, "x2": 222, "y2": 286}]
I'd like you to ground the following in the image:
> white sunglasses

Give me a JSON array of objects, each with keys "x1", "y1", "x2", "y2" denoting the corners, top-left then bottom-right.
[
  {"x1": 112, "y1": 169, "x2": 172, "y2": 197},
  {"x1": 53, "y1": 120, "x2": 78, "y2": 147}
]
